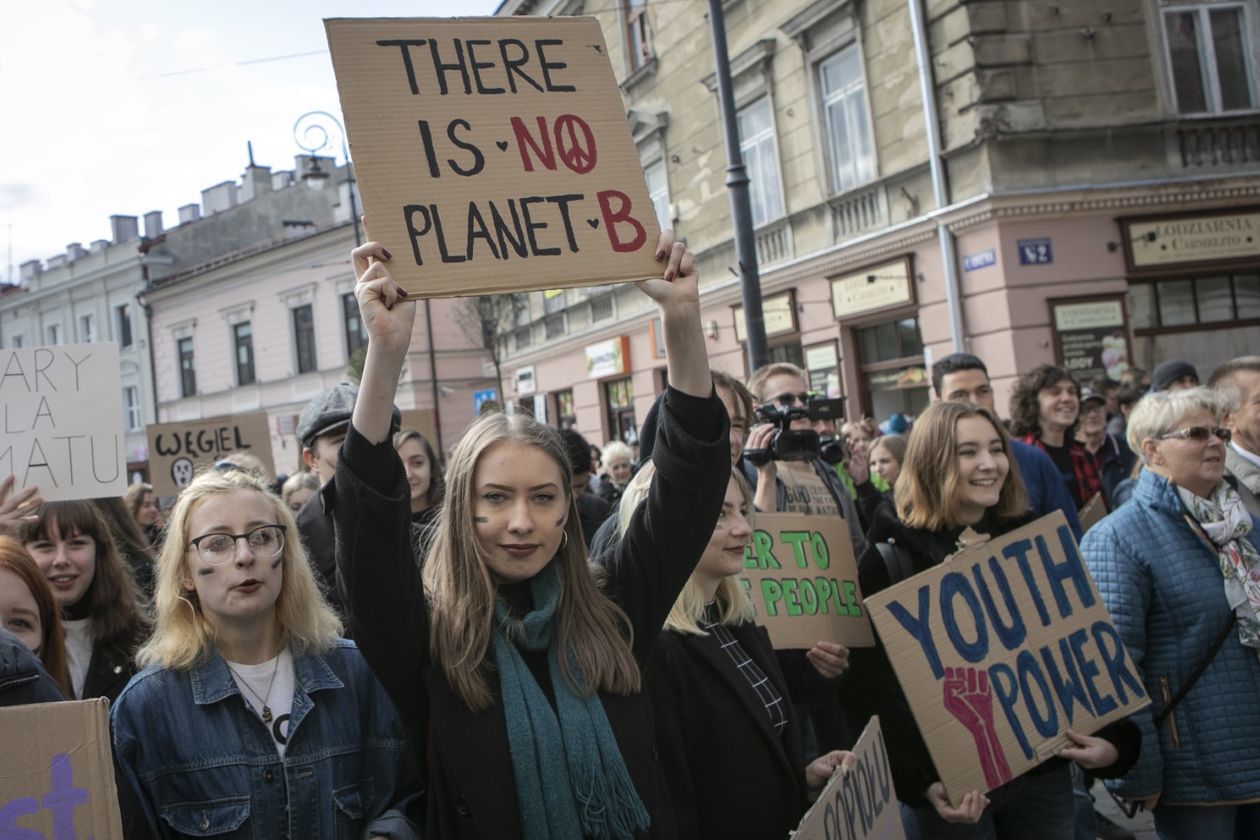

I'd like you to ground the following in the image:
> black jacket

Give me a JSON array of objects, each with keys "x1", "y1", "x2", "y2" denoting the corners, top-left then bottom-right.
[
  {"x1": 332, "y1": 387, "x2": 730, "y2": 840},
  {"x1": 575, "y1": 491, "x2": 612, "y2": 549},
  {"x1": 0, "y1": 627, "x2": 64, "y2": 705},
  {"x1": 646, "y1": 622, "x2": 837, "y2": 840},
  {"x1": 79, "y1": 636, "x2": 140, "y2": 704},
  {"x1": 844, "y1": 502, "x2": 1140, "y2": 805},
  {"x1": 296, "y1": 485, "x2": 346, "y2": 619}
]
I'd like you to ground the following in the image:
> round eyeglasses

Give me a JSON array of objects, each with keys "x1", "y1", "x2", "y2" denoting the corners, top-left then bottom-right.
[{"x1": 189, "y1": 524, "x2": 286, "y2": 565}]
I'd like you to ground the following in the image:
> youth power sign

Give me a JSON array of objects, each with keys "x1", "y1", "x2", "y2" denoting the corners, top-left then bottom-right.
[
  {"x1": 326, "y1": 17, "x2": 661, "y2": 298},
  {"x1": 741, "y1": 513, "x2": 874, "y2": 649},
  {"x1": 865, "y1": 512, "x2": 1148, "y2": 804},
  {"x1": 1, "y1": 344, "x2": 127, "y2": 501}
]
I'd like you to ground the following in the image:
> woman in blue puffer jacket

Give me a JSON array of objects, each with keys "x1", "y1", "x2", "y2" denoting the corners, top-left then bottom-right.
[{"x1": 1082, "y1": 387, "x2": 1260, "y2": 839}]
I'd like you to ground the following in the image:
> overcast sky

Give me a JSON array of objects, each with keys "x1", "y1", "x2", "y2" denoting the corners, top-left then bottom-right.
[{"x1": 0, "y1": 0, "x2": 501, "y2": 278}]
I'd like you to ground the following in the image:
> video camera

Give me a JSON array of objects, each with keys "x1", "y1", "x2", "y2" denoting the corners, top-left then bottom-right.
[{"x1": 744, "y1": 396, "x2": 847, "y2": 466}]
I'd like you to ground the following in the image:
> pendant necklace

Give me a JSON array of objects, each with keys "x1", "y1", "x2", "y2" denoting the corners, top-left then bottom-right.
[{"x1": 227, "y1": 653, "x2": 281, "y2": 724}]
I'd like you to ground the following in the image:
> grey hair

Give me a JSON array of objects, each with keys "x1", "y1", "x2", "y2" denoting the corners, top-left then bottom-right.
[{"x1": 1126, "y1": 386, "x2": 1229, "y2": 464}]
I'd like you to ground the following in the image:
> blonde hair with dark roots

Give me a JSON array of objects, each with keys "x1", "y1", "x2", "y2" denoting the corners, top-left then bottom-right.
[
  {"x1": 424, "y1": 410, "x2": 641, "y2": 711},
  {"x1": 617, "y1": 463, "x2": 756, "y2": 636},
  {"x1": 138, "y1": 469, "x2": 341, "y2": 670},
  {"x1": 895, "y1": 402, "x2": 1029, "y2": 531}
]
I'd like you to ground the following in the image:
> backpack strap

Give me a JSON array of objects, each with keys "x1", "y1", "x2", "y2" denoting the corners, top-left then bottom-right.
[{"x1": 875, "y1": 540, "x2": 915, "y2": 586}]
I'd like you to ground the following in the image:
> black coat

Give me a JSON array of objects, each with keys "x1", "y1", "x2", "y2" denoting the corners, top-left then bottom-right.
[
  {"x1": 332, "y1": 387, "x2": 729, "y2": 840},
  {"x1": 0, "y1": 627, "x2": 64, "y2": 705},
  {"x1": 575, "y1": 491, "x2": 612, "y2": 549},
  {"x1": 80, "y1": 637, "x2": 140, "y2": 704},
  {"x1": 843, "y1": 503, "x2": 1140, "y2": 805},
  {"x1": 296, "y1": 485, "x2": 346, "y2": 619},
  {"x1": 647, "y1": 622, "x2": 835, "y2": 840}
]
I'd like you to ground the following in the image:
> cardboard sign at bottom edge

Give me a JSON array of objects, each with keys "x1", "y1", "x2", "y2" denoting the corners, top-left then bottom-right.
[
  {"x1": 0, "y1": 698, "x2": 124, "y2": 839},
  {"x1": 792, "y1": 716, "x2": 906, "y2": 840}
]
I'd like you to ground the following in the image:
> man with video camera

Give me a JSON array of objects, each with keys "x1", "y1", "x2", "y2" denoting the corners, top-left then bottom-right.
[{"x1": 745, "y1": 363, "x2": 874, "y2": 560}]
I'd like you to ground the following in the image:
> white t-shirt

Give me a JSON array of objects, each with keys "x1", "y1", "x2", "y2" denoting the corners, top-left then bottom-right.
[
  {"x1": 63, "y1": 618, "x2": 93, "y2": 699},
  {"x1": 225, "y1": 648, "x2": 295, "y2": 757}
]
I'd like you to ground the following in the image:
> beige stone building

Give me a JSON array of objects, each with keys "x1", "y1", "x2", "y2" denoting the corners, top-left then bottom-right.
[{"x1": 493, "y1": 0, "x2": 1260, "y2": 445}]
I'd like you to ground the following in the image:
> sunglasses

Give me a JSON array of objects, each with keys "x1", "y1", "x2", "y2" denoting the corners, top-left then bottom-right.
[
  {"x1": 1158, "y1": 425, "x2": 1231, "y2": 443},
  {"x1": 770, "y1": 391, "x2": 812, "y2": 408}
]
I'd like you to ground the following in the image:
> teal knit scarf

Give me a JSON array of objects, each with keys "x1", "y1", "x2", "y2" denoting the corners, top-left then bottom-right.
[{"x1": 491, "y1": 562, "x2": 650, "y2": 840}]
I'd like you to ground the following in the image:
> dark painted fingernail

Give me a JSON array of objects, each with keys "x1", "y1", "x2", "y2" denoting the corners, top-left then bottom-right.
[
  {"x1": 398, "y1": 289, "x2": 409, "y2": 298},
  {"x1": 655, "y1": 250, "x2": 665, "y2": 260},
  {"x1": 664, "y1": 269, "x2": 675, "y2": 282},
  {"x1": 382, "y1": 248, "x2": 393, "y2": 260}
]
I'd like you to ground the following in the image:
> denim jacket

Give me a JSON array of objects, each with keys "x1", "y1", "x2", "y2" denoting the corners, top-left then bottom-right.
[{"x1": 111, "y1": 639, "x2": 420, "y2": 840}]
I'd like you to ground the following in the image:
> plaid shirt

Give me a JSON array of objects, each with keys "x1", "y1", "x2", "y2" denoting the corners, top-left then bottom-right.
[{"x1": 1018, "y1": 434, "x2": 1104, "y2": 512}]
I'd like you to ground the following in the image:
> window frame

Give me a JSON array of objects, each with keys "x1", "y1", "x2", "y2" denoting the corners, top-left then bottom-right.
[
  {"x1": 45, "y1": 323, "x2": 62, "y2": 346},
  {"x1": 78, "y1": 313, "x2": 96, "y2": 343},
  {"x1": 116, "y1": 304, "x2": 133, "y2": 348},
  {"x1": 233, "y1": 321, "x2": 256, "y2": 386},
  {"x1": 1159, "y1": 2, "x2": 1259, "y2": 115},
  {"x1": 342, "y1": 292, "x2": 368, "y2": 360},
  {"x1": 292, "y1": 303, "x2": 317, "y2": 375},
  {"x1": 122, "y1": 385, "x2": 142, "y2": 433},
  {"x1": 736, "y1": 95, "x2": 788, "y2": 228},
  {"x1": 623, "y1": 0, "x2": 651, "y2": 75},
  {"x1": 1128, "y1": 273, "x2": 1260, "y2": 335},
  {"x1": 817, "y1": 42, "x2": 878, "y2": 194},
  {"x1": 178, "y1": 336, "x2": 196, "y2": 398}
]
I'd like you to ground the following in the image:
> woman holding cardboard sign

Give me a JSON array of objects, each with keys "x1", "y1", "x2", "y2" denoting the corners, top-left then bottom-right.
[
  {"x1": 615, "y1": 461, "x2": 854, "y2": 839},
  {"x1": 1082, "y1": 387, "x2": 1260, "y2": 838},
  {"x1": 332, "y1": 230, "x2": 730, "y2": 839},
  {"x1": 846, "y1": 401, "x2": 1138, "y2": 839},
  {"x1": 110, "y1": 467, "x2": 420, "y2": 840}
]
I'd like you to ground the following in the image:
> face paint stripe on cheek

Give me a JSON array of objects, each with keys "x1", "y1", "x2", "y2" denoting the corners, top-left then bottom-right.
[{"x1": 474, "y1": 517, "x2": 489, "y2": 524}]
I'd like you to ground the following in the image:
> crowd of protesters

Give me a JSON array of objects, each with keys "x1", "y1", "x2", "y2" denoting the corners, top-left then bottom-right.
[{"x1": 2, "y1": 231, "x2": 1258, "y2": 839}]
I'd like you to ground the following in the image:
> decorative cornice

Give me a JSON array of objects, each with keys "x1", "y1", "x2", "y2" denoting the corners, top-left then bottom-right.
[{"x1": 701, "y1": 38, "x2": 776, "y2": 93}]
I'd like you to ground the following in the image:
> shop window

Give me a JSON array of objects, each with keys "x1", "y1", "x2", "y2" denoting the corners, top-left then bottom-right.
[
  {"x1": 605, "y1": 377, "x2": 637, "y2": 445},
  {"x1": 737, "y1": 97, "x2": 785, "y2": 227},
  {"x1": 857, "y1": 317, "x2": 923, "y2": 363},
  {"x1": 556, "y1": 388, "x2": 576, "y2": 431},
  {"x1": 768, "y1": 343, "x2": 805, "y2": 369},
  {"x1": 855, "y1": 317, "x2": 927, "y2": 423},
  {"x1": 804, "y1": 342, "x2": 842, "y2": 399},
  {"x1": 819, "y1": 44, "x2": 876, "y2": 193},
  {"x1": 1129, "y1": 274, "x2": 1260, "y2": 330},
  {"x1": 1162, "y1": 4, "x2": 1256, "y2": 114}
]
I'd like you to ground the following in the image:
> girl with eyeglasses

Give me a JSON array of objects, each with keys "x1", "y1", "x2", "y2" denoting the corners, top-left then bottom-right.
[
  {"x1": 110, "y1": 468, "x2": 420, "y2": 840},
  {"x1": 332, "y1": 232, "x2": 730, "y2": 839},
  {"x1": 20, "y1": 500, "x2": 149, "y2": 703},
  {"x1": 1082, "y1": 387, "x2": 1260, "y2": 838}
]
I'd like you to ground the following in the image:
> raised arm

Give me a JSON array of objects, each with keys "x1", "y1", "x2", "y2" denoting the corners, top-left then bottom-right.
[
  {"x1": 352, "y1": 241, "x2": 415, "y2": 443},
  {"x1": 636, "y1": 230, "x2": 709, "y2": 398}
]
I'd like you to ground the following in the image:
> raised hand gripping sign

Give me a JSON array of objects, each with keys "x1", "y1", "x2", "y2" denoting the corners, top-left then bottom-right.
[
  {"x1": 792, "y1": 716, "x2": 906, "y2": 840},
  {"x1": 864, "y1": 512, "x2": 1149, "y2": 805},
  {"x1": 325, "y1": 17, "x2": 662, "y2": 298}
]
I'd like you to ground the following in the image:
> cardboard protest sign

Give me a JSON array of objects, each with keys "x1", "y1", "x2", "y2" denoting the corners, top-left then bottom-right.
[
  {"x1": 1, "y1": 343, "x2": 127, "y2": 501},
  {"x1": 1079, "y1": 493, "x2": 1106, "y2": 533},
  {"x1": 865, "y1": 512, "x2": 1149, "y2": 805},
  {"x1": 325, "y1": 17, "x2": 662, "y2": 298},
  {"x1": 0, "y1": 699, "x2": 124, "y2": 839},
  {"x1": 147, "y1": 412, "x2": 274, "y2": 497},
  {"x1": 741, "y1": 513, "x2": 874, "y2": 649},
  {"x1": 793, "y1": 716, "x2": 906, "y2": 840}
]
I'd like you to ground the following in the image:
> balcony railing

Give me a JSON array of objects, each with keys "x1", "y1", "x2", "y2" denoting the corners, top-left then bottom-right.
[
  {"x1": 828, "y1": 183, "x2": 889, "y2": 243},
  {"x1": 1175, "y1": 115, "x2": 1260, "y2": 168},
  {"x1": 754, "y1": 218, "x2": 795, "y2": 268}
]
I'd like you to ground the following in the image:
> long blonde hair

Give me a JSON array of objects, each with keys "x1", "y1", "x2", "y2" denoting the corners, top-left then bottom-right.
[
  {"x1": 138, "y1": 469, "x2": 341, "y2": 669},
  {"x1": 424, "y1": 410, "x2": 640, "y2": 710},
  {"x1": 895, "y1": 402, "x2": 1028, "y2": 531},
  {"x1": 617, "y1": 463, "x2": 756, "y2": 636}
]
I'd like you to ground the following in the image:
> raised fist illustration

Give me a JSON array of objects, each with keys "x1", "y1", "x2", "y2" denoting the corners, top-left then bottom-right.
[{"x1": 943, "y1": 666, "x2": 1012, "y2": 789}]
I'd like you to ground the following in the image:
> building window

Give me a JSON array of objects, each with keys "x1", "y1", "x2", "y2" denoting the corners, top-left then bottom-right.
[
  {"x1": 178, "y1": 336, "x2": 196, "y2": 397},
  {"x1": 116, "y1": 304, "x2": 133, "y2": 348},
  {"x1": 544, "y1": 289, "x2": 566, "y2": 315},
  {"x1": 645, "y1": 158, "x2": 670, "y2": 229},
  {"x1": 292, "y1": 304, "x2": 317, "y2": 374},
  {"x1": 514, "y1": 325, "x2": 533, "y2": 351},
  {"x1": 605, "y1": 377, "x2": 637, "y2": 445},
  {"x1": 1163, "y1": 4, "x2": 1256, "y2": 114},
  {"x1": 544, "y1": 313, "x2": 566, "y2": 340},
  {"x1": 79, "y1": 313, "x2": 96, "y2": 343},
  {"x1": 1129, "y1": 273, "x2": 1260, "y2": 330},
  {"x1": 122, "y1": 385, "x2": 142, "y2": 432},
  {"x1": 590, "y1": 293, "x2": 615, "y2": 323},
  {"x1": 342, "y1": 292, "x2": 367, "y2": 359},
  {"x1": 855, "y1": 317, "x2": 929, "y2": 421},
  {"x1": 556, "y1": 388, "x2": 576, "y2": 431},
  {"x1": 624, "y1": 0, "x2": 651, "y2": 73},
  {"x1": 804, "y1": 342, "x2": 843, "y2": 399},
  {"x1": 46, "y1": 324, "x2": 61, "y2": 345},
  {"x1": 737, "y1": 97, "x2": 785, "y2": 227},
  {"x1": 10, "y1": 334, "x2": 23, "y2": 348},
  {"x1": 234, "y1": 322, "x2": 256, "y2": 386},
  {"x1": 819, "y1": 44, "x2": 876, "y2": 193}
]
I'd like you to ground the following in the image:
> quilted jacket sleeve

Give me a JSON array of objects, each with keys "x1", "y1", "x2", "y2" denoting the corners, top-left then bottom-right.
[{"x1": 1081, "y1": 515, "x2": 1162, "y2": 798}]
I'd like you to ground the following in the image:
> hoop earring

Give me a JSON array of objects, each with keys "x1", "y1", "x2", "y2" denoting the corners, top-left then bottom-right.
[{"x1": 560, "y1": 530, "x2": 569, "y2": 551}]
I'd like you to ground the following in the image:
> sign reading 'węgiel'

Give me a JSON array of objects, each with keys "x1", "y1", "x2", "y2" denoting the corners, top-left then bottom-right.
[{"x1": 326, "y1": 17, "x2": 662, "y2": 298}]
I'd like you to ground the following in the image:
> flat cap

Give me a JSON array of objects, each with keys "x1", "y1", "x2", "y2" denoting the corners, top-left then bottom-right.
[{"x1": 296, "y1": 382, "x2": 401, "y2": 447}]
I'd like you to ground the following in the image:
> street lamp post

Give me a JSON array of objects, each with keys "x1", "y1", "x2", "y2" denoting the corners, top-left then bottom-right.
[{"x1": 293, "y1": 111, "x2": 361, "y2": 246}]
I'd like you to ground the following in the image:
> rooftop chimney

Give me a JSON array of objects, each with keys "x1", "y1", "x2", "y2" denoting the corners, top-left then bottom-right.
[
  {"x1": 143, "y1": 210, "x2": 164, "y2": 239},
  {"x1": 201, "y1": 182, "x2": 238, "y2": 215},
  {"x1": 20, "y1": 259, "x2": 42, "y2": 281},
  {"x1": 89, "y1": 240, "x2": 109, "y2": 254},
  {"x1": 239, "y1": 164, "x2": 273, "y2": 203},
  {"x1": 110, "y1": 215, "x2": 140, "y2": 244},
  {"x1": 272, "y1": 170, "x2": 295, "y2": 191},
  {"x1": 66, "y1": 242, "x2": 87, "y2": 262},
  {"x1": 178, "y1": 203, "x2": 202, "y2": 224}
]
